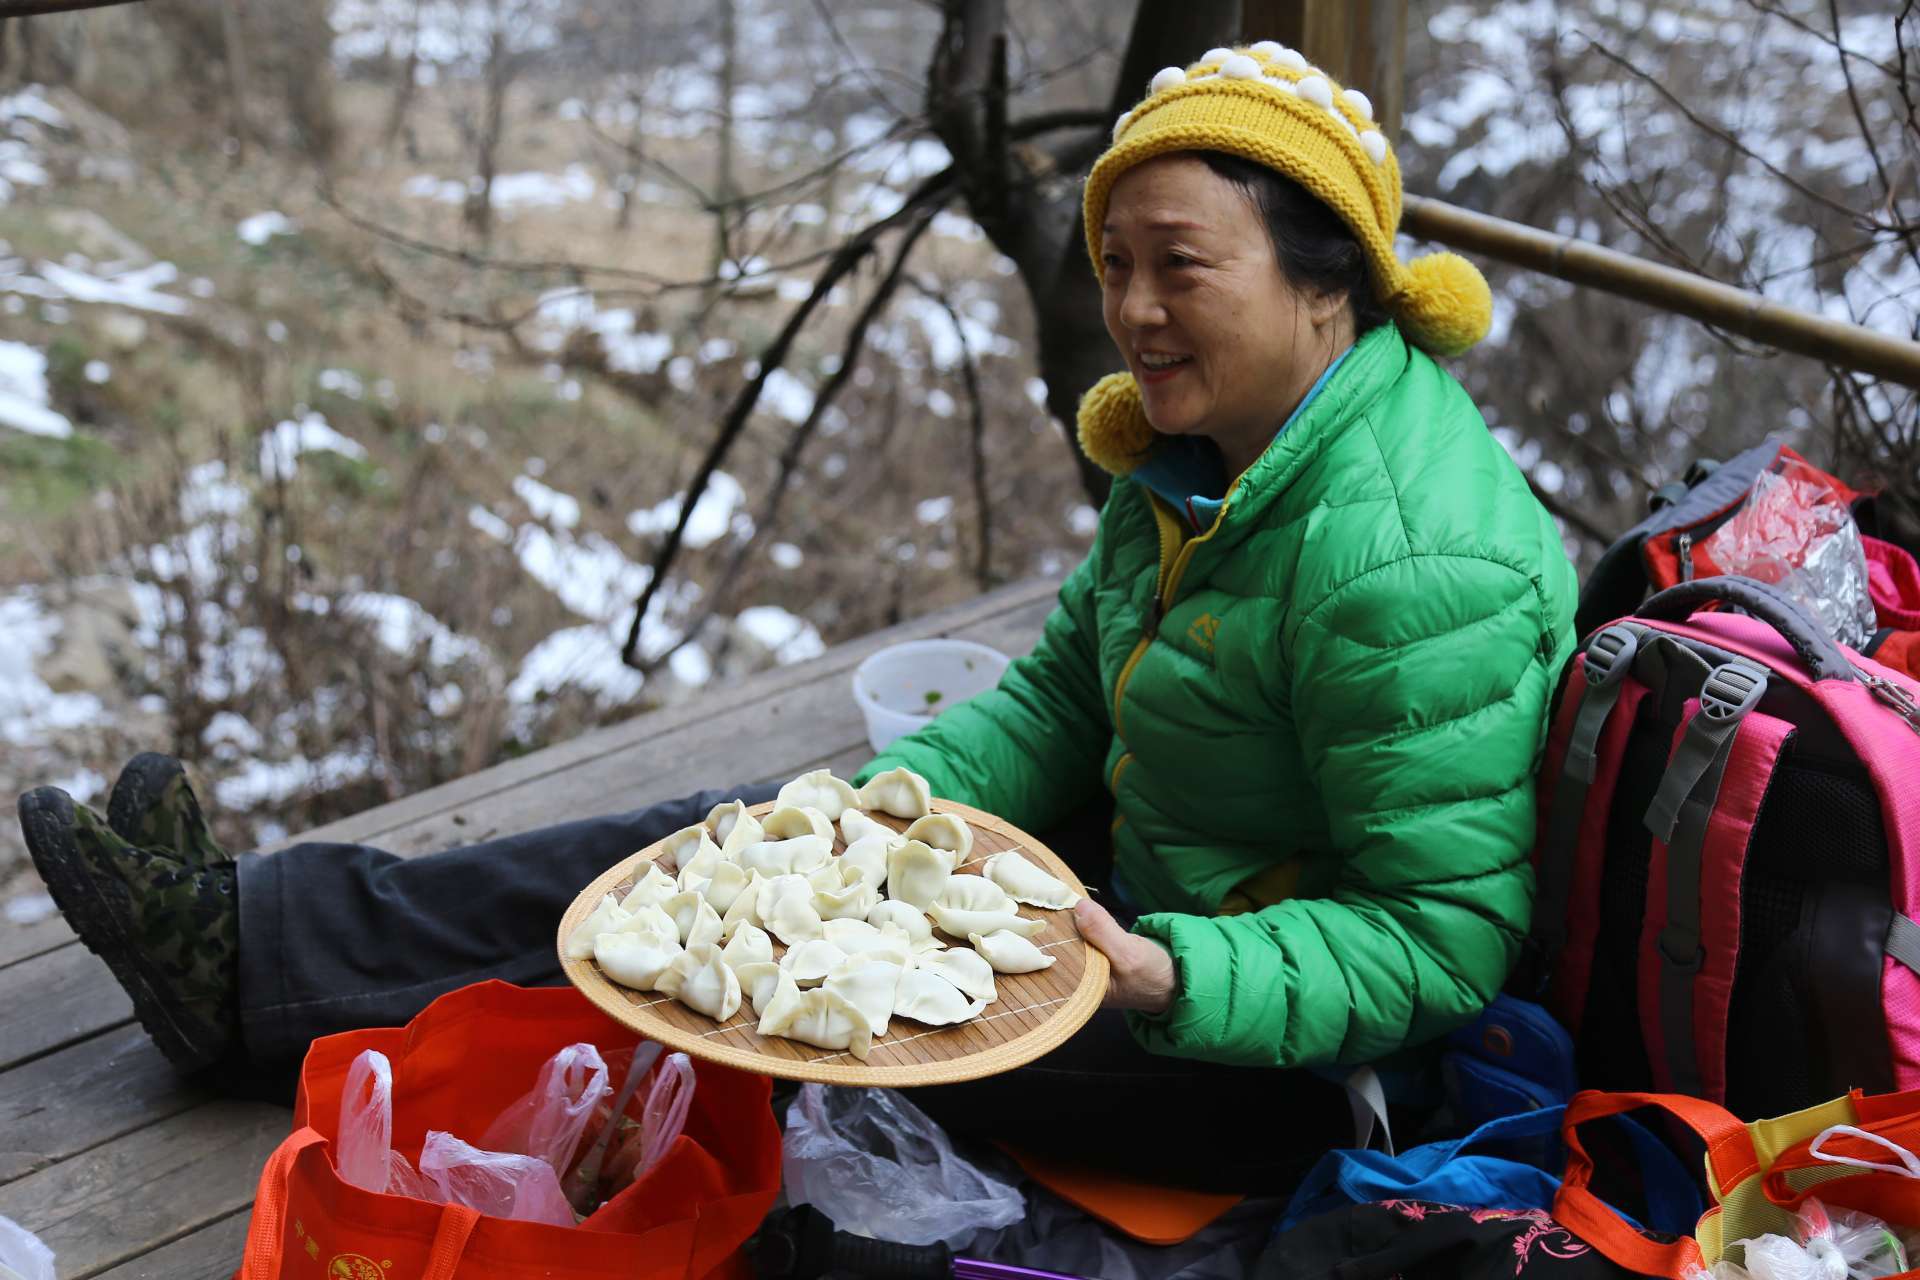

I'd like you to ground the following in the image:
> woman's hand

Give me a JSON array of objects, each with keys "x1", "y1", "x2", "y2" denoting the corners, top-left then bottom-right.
[{"x1": 1074, "y1": 898, "x2": 1177, "y2": 1014}]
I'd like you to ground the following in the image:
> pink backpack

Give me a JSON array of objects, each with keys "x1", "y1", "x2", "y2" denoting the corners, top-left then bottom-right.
[{"x1": 1522, "y1": 577, "x2": 1920, "y2": 1117}]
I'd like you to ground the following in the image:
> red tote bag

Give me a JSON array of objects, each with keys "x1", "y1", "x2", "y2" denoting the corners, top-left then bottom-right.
[{"x1": 236, "y1": 981, "x2": 781, "y2": 1280}]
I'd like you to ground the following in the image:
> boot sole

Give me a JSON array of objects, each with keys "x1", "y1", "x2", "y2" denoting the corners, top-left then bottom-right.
[{"x1": 19, "y1": 788, "x2": 225, "y2": 1073}]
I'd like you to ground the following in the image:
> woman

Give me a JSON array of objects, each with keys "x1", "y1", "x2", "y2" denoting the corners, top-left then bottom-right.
[{"x1": 20, "y1": 45, "x2": 1577, "y2": 1192}]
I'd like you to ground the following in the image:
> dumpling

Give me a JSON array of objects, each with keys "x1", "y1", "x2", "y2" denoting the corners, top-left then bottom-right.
[
  {"x1": 904, "y1": 813, "x2": 973, "y2": 864},
  {"x1": 856, "y1": 767, "x2": 932, "y2": 819},
  {"x1": 720, "y1": 921, "x2": 774, "y2": 975},
  {"x1": 814, "y1": 877, "x2": 880, "y2": 922},
  {"x1": 740, "y1": 835, "x2": 833, "y2": 879},
  {"x1": 684, "y1": 899, "x2": 724, "y2": 950},
  {"x1": 984, "y1": 850, "x2": 1079, "y2": 909},
  {"x1": 927, "y1": 876, "x2": 1041, "y2": 941},
  {"x1": 780, "y1": 937, "x2": 847, "y2": 984},
  {"x1": 612, "y1": 902, "x2": 678, "y2": 940},
  {"x1": 656, "y1": 943, "x2": 742, "y2": 1021},
  {"x1": 719, "y1": 871, "x2": 766, "y2": 936},
  {"x1": 867, "y1": 899, "x2": 943, "y2": 952},
  {"x1": 593, "y1": 923, "x2": 682, "y2": 991},
  {"x1": 894, "y1": 968, "x2": 988, "y2": 1025},
  {"x1": 886, "y1": 840, "x2": 952, "y2": 909},
  {"x1": 916, "y1": 946, "x2": 997, "y2": 1002},
  {"x1": 735, "y1": 960, "x2": 786, "y2": 1016},
  {"x1": 619, "y1": 863, "x2": 679, "y2": 913},
  {"x1": 675, "y1": 830, "x2": 727, "y2": 891},
  {"x1": 565, "y1": 894, "x2": 630, "y2": 959},
  {"x1": 706, "y1": 800, "x2": 763, "y2": 857},
  {"x1": 776, "y1": 769, "x2": 860, "y2": 821},
  {"x1": 660, "y1": 823, "x2": 710, "y2": 869},
  {"x1": 664, "y1": 891, "x2": 722, "y2": 947},
  {"x1": 928, "y1": 899, "x2": 1043, "y2": 940},
  {"x1": 804, "y1": 858, "x2": 851, "y2": 893},
  {"x1": 838, "y1": 832, "x2": 892, "y2": 891},
  {"x1": 969, "y1": 929, "x2": 1056, "y2": 974},
  {"x1": 762, "y1": 876, "x2": 827, "y2": 946},
  {"x1": 761, "y1": 806, "x2": 835, "y2": 842},
  {"x1": 758, "y1": 973, "x2": 873, "y2": 1061},
  {"x1": 823, "y1": 955, "x2": 905, "y2": 1037},
  {"x1": 824, "y1": 918, "x2": 913, "y2": 964},
  {"x1": 703, "y1": 861, "x2": 756, "y2": 915},
  {"x1": 841, "y1": 808, "x2": 900, "y2": 847}
]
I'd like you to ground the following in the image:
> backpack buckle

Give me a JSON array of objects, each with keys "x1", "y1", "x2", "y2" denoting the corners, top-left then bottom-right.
[
  {"x1": 1700, "y1": 663, "x2": 1767, "y2": 722},
  {"x1": 1583, "y1": 626, "x2": 1639, "y2": 689}
]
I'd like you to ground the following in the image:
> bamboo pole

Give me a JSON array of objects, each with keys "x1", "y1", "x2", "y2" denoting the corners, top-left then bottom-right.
[
  {"x1": 0, "y1": 0, "x2": 145, "y2": 14},
  {"x1": 1403, "y1": 193, "x2": 1920, "y2": 389}
]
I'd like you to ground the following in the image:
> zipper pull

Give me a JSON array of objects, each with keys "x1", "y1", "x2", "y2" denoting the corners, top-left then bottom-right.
[
  {"x1": 1677, "y1": 531, "x2": 1695, "y2": 583},
  {"x1": 1864, "y1": 672, "x2": 1920, "y2": 737}
]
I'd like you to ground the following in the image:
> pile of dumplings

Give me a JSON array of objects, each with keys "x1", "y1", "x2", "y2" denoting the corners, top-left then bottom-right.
[{"x1": 564, "y1": 766, "x2": 1081, "y2": 1061}]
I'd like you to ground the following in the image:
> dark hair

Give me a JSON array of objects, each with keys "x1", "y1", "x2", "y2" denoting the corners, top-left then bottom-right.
[{"x1": 1196, "y1": 151, "x2": 1391, "y2": 335}]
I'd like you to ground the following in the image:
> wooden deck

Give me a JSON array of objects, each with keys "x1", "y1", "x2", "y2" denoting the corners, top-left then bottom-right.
[{"x1": 0, "y1": 576, "x2": 1058, "y2": 1278}]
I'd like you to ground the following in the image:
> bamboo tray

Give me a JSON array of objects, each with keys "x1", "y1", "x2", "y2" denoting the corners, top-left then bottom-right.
[{"x1": 558, "y1": 798, "x2": 1109, "y2": 1085}]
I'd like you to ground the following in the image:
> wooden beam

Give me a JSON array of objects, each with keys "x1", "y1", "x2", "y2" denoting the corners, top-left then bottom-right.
[
  {"x1": 1242, "y1": 0, "x2": 1408, "y2": 140},
  {"x1": 1403, "y1": 193, "x2": 1920, "y2": 389}
]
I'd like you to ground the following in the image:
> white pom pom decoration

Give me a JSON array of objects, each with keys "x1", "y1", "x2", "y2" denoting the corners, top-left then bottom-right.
[
  {"x1": 1112, "y1": 112, "x2": 1131, "y2": 140},
  {"x1": 1150, "y1": 66, "x2": 1186, "y2": 94},
  {"x1": 1202, "y1": 47, "x2": 1233, "y2": 63},
  {"x1": 1297, "y1": 75, "x2": 1333, "y2": 107},
  {"x1": 1276, "y1": 47, "x2": 1310, "y2": 70},
  {"x1": 1341, "y1": 88, "x2": 1374, "y2": 120},
  {"x1": 1220, "y1": 53, "x2": 1260, "y2": 79},
  {"x1": 1263, "y1": 73, "x2": 1298, "y2": 95},
  {"x1": 1333, "y1": 111, "x2": 1360, "y2": 138},
  {"x1": 1249, "y1": 40, "x2": 1284, "y2": 60},
  {"x1": 1359, "y1": 130, "x2": 1388, "y2": 165}
]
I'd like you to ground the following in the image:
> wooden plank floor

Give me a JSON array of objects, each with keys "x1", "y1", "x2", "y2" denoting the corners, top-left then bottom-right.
[{"x1": 0, "y1": 577, "x2": 1058, "y2": 1278}]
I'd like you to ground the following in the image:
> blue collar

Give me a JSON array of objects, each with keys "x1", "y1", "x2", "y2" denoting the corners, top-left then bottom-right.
[{"x1": 1132, "y1": 347, "x2": 1352, "y2": 532}]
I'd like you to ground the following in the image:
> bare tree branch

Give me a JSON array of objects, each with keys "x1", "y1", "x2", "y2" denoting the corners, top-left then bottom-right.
[{"x1": 619, "y1": 166, "x2": 960, "y2": 668}]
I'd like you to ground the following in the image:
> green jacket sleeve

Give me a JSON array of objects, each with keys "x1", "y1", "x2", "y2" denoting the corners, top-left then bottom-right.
[
  {"x1": 853, "y1": 555, "x2": 1111, "y2": 836},
  {"x1": 1128, "y1": 553, "x2": 1557, "y2": 1067}
]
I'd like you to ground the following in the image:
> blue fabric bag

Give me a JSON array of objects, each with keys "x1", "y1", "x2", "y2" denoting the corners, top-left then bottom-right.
[{"x1": 1280, "y1": 1104, "x2": 1704, "y2": 1236}]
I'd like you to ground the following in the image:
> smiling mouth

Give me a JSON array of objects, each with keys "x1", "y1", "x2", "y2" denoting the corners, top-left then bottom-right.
[{"x1": 1138, "y1": 355, "x2": 1192, "y2": 384}]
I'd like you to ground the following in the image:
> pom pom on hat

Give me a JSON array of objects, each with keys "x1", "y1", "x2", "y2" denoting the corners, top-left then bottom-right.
[
  {"x1": 1076, "y1": 372, "x2": 1157, "y2": 476},
  {"x1": 1388, "y1": 252, "x2": 1493, "y2": 357}
]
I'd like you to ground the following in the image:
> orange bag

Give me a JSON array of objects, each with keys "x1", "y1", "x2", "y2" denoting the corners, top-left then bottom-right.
[
  {"x1": 1552, "y1": 1089, "x2": 1920, "y2": 1277},
  {"x1": 236, "y1": 981, "x2": 780, "y2": 1280}
]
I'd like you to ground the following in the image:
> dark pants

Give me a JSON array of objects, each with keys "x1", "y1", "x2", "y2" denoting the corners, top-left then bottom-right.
[{"x1": 235, "y1": 786, "x2": 1348, "y2": 1192}]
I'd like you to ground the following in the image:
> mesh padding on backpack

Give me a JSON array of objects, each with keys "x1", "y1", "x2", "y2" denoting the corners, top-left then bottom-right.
[
  {"x1": 1575, "y1": 701, "x2": 1664, "y2": 1095},
  {"x1": 1727, "y1": 747, "x2": 1889, "y2": 1118}
]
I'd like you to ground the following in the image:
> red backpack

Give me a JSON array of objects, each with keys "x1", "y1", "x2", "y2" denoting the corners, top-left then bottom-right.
[{"x1": 1519, "y1": 577, "x2": 1920, "y2": 1118}]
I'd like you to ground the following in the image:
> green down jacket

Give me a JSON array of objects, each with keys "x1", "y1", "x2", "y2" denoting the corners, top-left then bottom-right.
[{"x1": 858, "y1": 324, "x2": 1579, "y2": 1067}]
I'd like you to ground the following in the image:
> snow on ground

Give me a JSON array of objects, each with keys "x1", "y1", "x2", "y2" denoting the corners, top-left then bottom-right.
[
  {"x1": 769, "y1": 542, "x2": 804, "y2": 569},
  {"x1": 0, "y1": 87, "x2": 60, "y2": 205},
  {"x1": 625, "y1": 471, "x2": 746, "y2": 549},
  {"x1": 337, "y1": 592, "x2": 487, "y2": 667},
  {"x1": 214, "y1": 750, "x2": 377, "y2": 810},
  {"x1": 513, "y1": 474, "x2": 581, "y2": 529},
  {"x1": 0, "y1": 340, "x2": 72, "y2": 438},
  {"x1": 237, "y1": 211, "x2": 296, "y2": 245},
  {"x1": 34, "y1": 260, "x2": 190, "y2": 315},
  {"x1": 736, "y1": 605, "x2": 825, "y2": 665},
  {"x1": 404, "y1": 165, "x2": 596, "y2": 210},
  {"x1": 0, "y1": 589, "x2": 106, "y2": 745},
  {"x1": 259, "y1": 411, "x2": 369, "y2": 481},
  {"x1": 915, "y1": 495, "x2": 954, "y2": 525}
]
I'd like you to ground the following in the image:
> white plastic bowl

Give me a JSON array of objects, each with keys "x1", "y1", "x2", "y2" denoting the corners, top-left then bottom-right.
[{"x1": 852, "y1": 638, "x2": 1012, "y2": 754}]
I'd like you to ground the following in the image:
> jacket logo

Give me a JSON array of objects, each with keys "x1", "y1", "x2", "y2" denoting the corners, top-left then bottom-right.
[{"x1": 1186, "y1": 612, "x2": 1220, "y2": 653}]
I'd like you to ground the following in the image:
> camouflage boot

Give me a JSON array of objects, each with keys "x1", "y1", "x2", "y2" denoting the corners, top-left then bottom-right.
[
  {"x1": 107, "y1": 752, "x2": 232, "y2": 868},
  {"x1": 19, "y1": 787, "x2": 238, "y2": 1072}
]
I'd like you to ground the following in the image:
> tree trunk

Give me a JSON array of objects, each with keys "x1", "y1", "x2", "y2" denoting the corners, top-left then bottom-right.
[
  {"x1": 465, "y1": 15, "x2": 510, "y2": 246},
  {"x1": 219, "y1": 0, "x2": 250, "y2": 165},
  {"x1": 381, "y1": 0, "x2": 424, "y2": 158},
  {"x1": 709, "y1": 0, "x2": 738, "y2": 286}
]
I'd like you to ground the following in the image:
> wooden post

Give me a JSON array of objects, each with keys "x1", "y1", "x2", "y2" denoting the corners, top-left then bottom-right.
[{"x1": 1241, "y1": 0, "x2": 1407, "y2": 140}]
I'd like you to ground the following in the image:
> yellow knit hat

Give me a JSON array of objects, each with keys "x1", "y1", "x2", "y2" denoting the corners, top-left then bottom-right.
[{"x1": 1076, "y1": 41, "x2": 1491, "y2": 475}]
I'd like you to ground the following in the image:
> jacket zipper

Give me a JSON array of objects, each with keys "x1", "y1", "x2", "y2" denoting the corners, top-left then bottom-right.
[{"x1": 1111, "y1": 492, "x2": 1229, "y2": 740}]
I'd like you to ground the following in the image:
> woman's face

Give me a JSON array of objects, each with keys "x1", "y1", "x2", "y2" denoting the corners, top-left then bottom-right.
[{"x1": 1100, "y1": 153, "x2": 1346, "y2": 471}]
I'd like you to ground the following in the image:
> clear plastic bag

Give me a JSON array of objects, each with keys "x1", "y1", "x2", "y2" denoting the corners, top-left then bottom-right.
[
  {"x1": 479, "y1": 1042, "x2": 609, "y2": 1179},
  {"x1": 336, "y1": 1050, "x2": 435, "y2": 1198},
  {"x1": 1704, "y1": 457, "x2": 1879, "y2": 650},
  {"x1": 418, "y1": 1131, "x2": 577, "y2": 1227},
  {"x1": 780, "y1": 1084, "x2": 1025, "y2": 1248},
  {"x1": 1688, "y1": 1198, "x2": 1913, "y2": 1280},
  {"x1": 0, "y1": 1214, "x2": 55, "y2": 1280}
]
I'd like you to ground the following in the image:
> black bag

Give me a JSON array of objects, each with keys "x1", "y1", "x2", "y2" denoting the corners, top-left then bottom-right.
[{"x1": 1255, "y1": 1200, "x2": 1653, "y2": 1279}]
